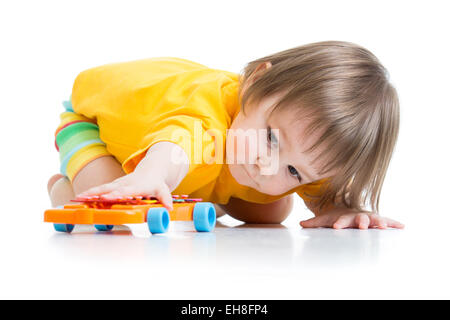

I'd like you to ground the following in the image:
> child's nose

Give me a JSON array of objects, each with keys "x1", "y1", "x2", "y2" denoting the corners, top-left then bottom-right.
[
  {"x1": 257, "y1": 155, "x2": 271, "y2": 167},
  {"x1": 256, "y1": 155, "x2": 275, "y2": 176}
]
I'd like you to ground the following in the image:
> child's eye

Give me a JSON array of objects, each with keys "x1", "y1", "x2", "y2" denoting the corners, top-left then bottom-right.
[
  {"x1": 288, "y1": 165, "x2": 302, "y2": 183},
  {"x1": 266, "y1": 126, "x2": 278, "y2": 148}
]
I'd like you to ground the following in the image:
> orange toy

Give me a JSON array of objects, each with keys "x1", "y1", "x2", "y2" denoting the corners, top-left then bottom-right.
[{"x1": 44, "y1": 195, "x2": 216, "y2": 234}]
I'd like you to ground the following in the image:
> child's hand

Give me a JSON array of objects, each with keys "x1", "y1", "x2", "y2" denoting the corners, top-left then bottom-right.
[
  {"x1": 300, "y1": 210, "x2": 404, "y2": 229},
  {"x1": 75, "y1": 142, "x2": 191, "y2": 212},
  {"x1": 77, "y1": 171, "x2": 174, "y2": 211}
]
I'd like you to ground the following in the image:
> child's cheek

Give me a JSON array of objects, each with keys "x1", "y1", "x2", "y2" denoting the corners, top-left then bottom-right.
[{"x1": 246, "y1": 135, "x2": 260, "y2": 165}]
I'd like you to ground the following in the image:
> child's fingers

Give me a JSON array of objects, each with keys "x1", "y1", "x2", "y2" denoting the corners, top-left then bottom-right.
[
  {"x1": 370, "y1": 215, "x2": 404, "y2": 229},
  {"x1": 299, "y1": 215, "x2": 333, "y2": 228},
  {"x1": 301, "y1": 212, "x2": 403, "y2": 230},
  {"x1": 77, "y1": 182, "x2": 117, "y2": 197},
  {"x1": 369, "y1": 215, "x2": 388, "y2": 229},
  {"x1": 354, "y1": 213, "x2": 370, "y2": 229},
  {"x1": 99, "y1": 186, "x2": 137, "y2": 199},
  {"x1": 332, "y1": 214, "x2": 357, "y2": 229},
  {"x1": 386, "y1": 218, "x2": 405, "y2": 229},
  {"x1": 154, "y1": 183, "x2": 174, "y2": 211}
]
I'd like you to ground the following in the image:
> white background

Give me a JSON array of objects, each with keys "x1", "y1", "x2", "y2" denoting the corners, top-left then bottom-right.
[{"x1": 0, "y1": 0, "x2": 449, "y2": 299}]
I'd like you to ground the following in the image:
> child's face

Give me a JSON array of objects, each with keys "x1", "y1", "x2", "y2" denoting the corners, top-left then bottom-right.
[{"x1": 226, "y1": 93, "x2": 332, "y2": 195}]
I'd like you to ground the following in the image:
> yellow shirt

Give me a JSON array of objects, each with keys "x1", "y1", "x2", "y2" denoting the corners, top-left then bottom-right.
[{"x1": 71, "y1": 57, "x2": 325, "y2": 205}]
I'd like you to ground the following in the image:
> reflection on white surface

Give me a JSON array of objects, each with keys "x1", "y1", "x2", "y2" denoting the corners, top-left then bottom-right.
[
  {"x1": 44, "y1": 221, "x2": 390, "y2": 270},
  {"x1": 1, "y1": 212, "x2": 449, "y2": 299}
]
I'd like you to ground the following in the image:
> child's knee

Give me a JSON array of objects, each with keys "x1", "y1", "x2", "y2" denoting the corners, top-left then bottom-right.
[{"x1": 47, "y1": 173, "x2": 65, "y2": 195}]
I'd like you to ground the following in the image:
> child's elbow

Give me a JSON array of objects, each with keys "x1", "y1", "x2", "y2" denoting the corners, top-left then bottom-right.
[{"x1": 219, "y1": 194, "x2": 293, "y2": 224}]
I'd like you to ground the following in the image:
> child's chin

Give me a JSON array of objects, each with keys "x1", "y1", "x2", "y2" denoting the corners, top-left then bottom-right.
[{"x1": 228, "y1": 164, "x2": 251, "y2": 185}]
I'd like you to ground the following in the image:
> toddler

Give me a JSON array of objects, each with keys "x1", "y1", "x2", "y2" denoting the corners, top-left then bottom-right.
[{"x1": 47, "y1": 41, "x2": 404, "y2": 229}]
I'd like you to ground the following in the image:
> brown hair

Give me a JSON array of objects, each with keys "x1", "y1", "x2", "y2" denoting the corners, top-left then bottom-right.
[{"x1": 239, "y1": 41, "x2": 400, "y2": 213}]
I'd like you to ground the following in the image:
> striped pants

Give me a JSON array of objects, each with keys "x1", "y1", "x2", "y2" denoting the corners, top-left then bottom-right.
[{"x1": 54, "y1": 97, "x2": 111, "y2": 182}]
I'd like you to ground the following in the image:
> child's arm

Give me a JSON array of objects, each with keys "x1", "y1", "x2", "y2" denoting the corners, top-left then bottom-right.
[
  {"x1": 300, "y1": 200, "x2": 404, "y2": 229},
  {"x1": 217, "y1": 194, "x2": 294, "y2": 224},
  {"x1": 77, "y1": 141, "x2": 189, "y2": 211},
  {"x1": 72, "y1": 156, "x2": 127, "y2": 196}
]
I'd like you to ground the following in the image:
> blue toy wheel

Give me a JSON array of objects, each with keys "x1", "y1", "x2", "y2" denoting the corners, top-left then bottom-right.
[
  {"x1": 94, "y1": 224, "x2": 114, "y2": 231},
  {"x1": 53, "y1": 205, "x2": 74, "y2": 233},
  {"x1": 54, "y1": 223, "x2": 74, "y2": 233},
  {"x1": 193, "y1": 202, "x2": 216, "y2": 232},
  {"x1": 147, "y1": 207, "x2": 170, "y2": 234}
]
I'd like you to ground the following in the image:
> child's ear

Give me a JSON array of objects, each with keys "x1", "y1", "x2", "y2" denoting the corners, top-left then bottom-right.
[
  {"x1": 241, "y1": 61, "x2": 273, "y2": 97},
  {"x1": 250, "y1": 61, "x2": 272, "y2": 84}
]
